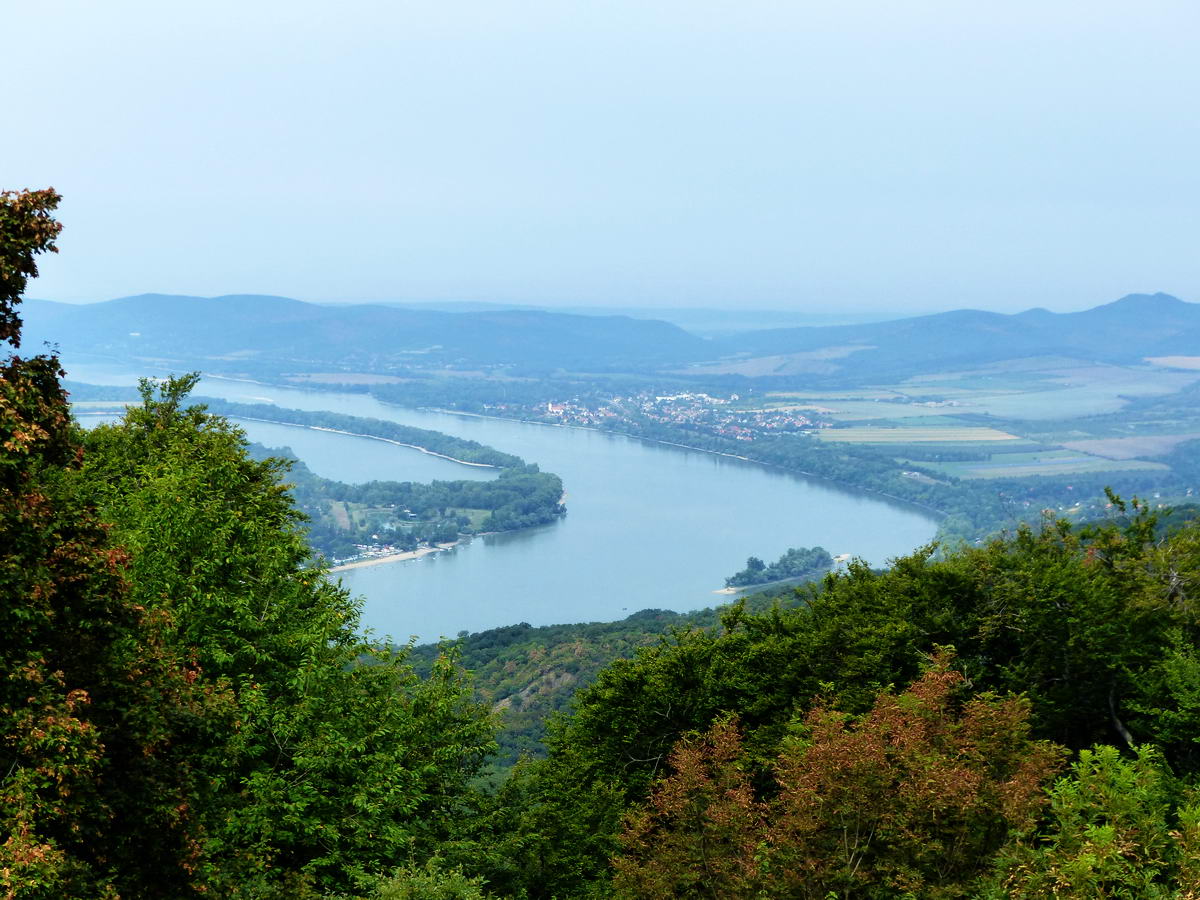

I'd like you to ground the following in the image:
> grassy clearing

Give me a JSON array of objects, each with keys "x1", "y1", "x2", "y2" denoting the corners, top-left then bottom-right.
[
  {"x1": 449, "y1": 508, "x2": 491, "y2": 529},
  {"x1": 819, "y1": 426, "x2": 1019, "y2": 443},
  {"x1": 329, "y1": 500, "x2": 351, "y2": 529}
]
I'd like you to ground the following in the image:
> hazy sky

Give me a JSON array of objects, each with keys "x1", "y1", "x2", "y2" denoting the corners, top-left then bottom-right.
[{"x1": 7, "y1": 1, "x2": 1198, "y2": 312}]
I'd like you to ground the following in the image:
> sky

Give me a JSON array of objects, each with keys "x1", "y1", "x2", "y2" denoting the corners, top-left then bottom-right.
[{"x1": 6, "y1": 0, "x2": 1199, "y2": 313}]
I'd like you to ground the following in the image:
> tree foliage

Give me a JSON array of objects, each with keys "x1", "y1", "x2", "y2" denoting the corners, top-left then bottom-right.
[
  {"x1": 503, "y1": 509, "x2": 1200, "y2": 897},
  {"x1": 2, "y1": 189, "x2": 218, "y2": 897},
  {"x1": 74, "y1": 376, "x2": 497, "y2": 896},
  {"x1": 987, "y1": 745, "x2": 1200, "y2": 898},
  {"x1": 613, "y1": 654, "x2": 1062, "y2": 899},
  {"x1": 0, "y1": 188, "x2": 61, "y2": 345},
  {"x1": 725, "y1": 545, "x2": 831, "y2": 588},
  {"x1": 2, "y1": 191, "x2": 497, "y2": 897}
]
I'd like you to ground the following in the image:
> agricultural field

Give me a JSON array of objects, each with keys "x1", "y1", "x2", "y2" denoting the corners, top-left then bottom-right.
[
  {"x1": 1061, "y1": 433, "x2": 1200, "y2": 460},
  {"x1": 1146, "y1": 356, "x2": 1200, "y2": 371},
  {"x1": 906, "y1": 449, "x2": 1172, "y2": 480},
  {"x1": 764, "y1": 390, "x2": 906, "y2": 401},
  {"x1": 806, "y1": 400, "x2": 972, "y2": 422},
  {"x1": 819, "y1": 426, "x2": 1020, "y2": 443},
  {"x1": 744, "y1": 358, "x2": 1200, "y2": 501},
  {"x1": 753, "y1": 360, "x2": 1200, "y2": 451},
  {"x1": 900, "y1": 361, "x2": 1200, "y2": 420}
]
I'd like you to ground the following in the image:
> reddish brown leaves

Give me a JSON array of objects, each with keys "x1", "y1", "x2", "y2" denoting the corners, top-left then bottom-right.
[
  {"x1": 613, "y1": 716, "x2": 765, "y2": 899},
  {"x1": 613, "y1": 653, "x2": 1064, "y2": 899}
]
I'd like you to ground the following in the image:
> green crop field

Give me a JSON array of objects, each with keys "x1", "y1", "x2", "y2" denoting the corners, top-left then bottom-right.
[
  {"x1": 914, "y1": 449, "x2": 1172, "y2": 480},
  {"x1": 1061, "y1": 433, "x2": 1200, "y2": 460},
  {"x1": 765, "y1": 390, "x2": 905, "y2": 401},
  {"x1": 800, "y1": 401, "x2": 973, "y2": 422},
  {"x1": 896, "y1": 363, "x2": 1200, "y2": 421},
  {"x1": 819, "y1": 426, "x2": 1020, "y2": 443}
]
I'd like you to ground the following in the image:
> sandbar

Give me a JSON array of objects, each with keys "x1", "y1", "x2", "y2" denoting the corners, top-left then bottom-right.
[{"x1": 330, "y1": 541, "x2": 458, "y2": 573}]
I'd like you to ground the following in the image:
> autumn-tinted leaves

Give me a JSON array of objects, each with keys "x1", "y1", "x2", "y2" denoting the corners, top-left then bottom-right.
[{"x1": 614, "y1": 657, "x2": 1063, "y2": 899}]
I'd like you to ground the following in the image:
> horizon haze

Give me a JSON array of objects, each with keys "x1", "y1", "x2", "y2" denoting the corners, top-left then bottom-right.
[{"x1": 7, "y1": 0, "x2": 1199, "y2": 313}]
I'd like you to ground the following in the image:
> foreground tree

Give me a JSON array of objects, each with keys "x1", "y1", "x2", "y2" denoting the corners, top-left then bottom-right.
[
  {"x1": 2, "y1": 190, "x2": 496, "y2": 897},
  {"x1": 507, "y1": 508, "x2": 1200, "y2": 896},
  {"x1": 612, "y1": 654, "x2": 1063, "y2": 899},
  {"x1": 986, "y1": 745, "x2": 1200, "y2": 898},
  {"x1": 2, "y1": 190, "x2": 222, "y2": 896},
  {"x1": 76, "y1": 376, "x2": 498, "y2": 896},
  {"x1": 611, "y1": 716, "x2": 765, "y2": 899}
]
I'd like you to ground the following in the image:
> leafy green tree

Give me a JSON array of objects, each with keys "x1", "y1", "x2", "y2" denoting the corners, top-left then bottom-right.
[
  {"x1": 2, "y1": 189, "x2": 220, "y2": 897},
  {"x1": 0, "y1": 188, "x2": 59, "y2": 345},
  {"x1": 947, "y1": 512, "x2": 1200, "y2": 765},
  {"x1": 4, "y1": 190, "x2": 500, "y2": 895},
  {"x1": 369, "y1": 858, "x2": 499, "y2": 900},
  {"x1": 987, "y1": 745, "x2": 1200, "y2": 898},
  {"x1": 78, "y1": 377, "x2": 498, "y2": 896}
]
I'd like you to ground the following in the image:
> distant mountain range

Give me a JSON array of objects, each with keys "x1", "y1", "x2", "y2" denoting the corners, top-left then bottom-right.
[
  {"x1": 17, "y1": 291, "x2": 1200, "y2": 380},
  {"x1": 710, "y1": 293, "x2": 1200, "y2": 378},
  {"x1": 19, "y1": 293, "x2": 707, "y2": 372}
]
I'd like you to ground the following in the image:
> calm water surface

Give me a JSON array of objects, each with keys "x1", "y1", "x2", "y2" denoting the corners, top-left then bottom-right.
[{"x1": 66, "y1": 362, "x2": 939, "y2": 641}]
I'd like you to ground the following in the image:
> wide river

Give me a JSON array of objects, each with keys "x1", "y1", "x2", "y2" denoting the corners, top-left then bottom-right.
[{"x1": 66, "y1": 362, "x2": 939, "y2": 642}]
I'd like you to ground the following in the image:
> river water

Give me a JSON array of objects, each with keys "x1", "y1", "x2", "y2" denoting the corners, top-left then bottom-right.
[{"x1": 65, "y1": 361, "x2": 938, "y2": 642}]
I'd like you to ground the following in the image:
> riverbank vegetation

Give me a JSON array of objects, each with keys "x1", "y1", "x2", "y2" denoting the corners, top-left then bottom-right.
[
  {"x1": 356, "y1": 365, "x2": 1200, "y2": 549},
  {"x1": 65, "y1": 386, "x2": 567, "y2": 563},
  {"x1": 724, "y1": 545, "x2": 832, "y2": 587},
  {"x1": 249, "y1": 443, "x2": 564, "y2": 562}
]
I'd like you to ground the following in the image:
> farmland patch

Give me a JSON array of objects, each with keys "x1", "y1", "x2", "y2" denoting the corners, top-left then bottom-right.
[{"x1": 819, "y1": 426, "x2": 1020, "y2": 443}]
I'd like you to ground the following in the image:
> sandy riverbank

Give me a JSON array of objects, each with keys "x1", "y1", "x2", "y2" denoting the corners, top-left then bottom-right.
[
  {"x1": 329, "y1": 541, "x2": 459, "y2": 572},
  {"x1": 229, "y1": 416, "x2": 497, "y2": 468}
]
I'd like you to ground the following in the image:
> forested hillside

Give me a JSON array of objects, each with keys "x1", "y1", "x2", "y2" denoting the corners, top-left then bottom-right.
[
  {"x1": 6, "y1": 191, "x2": 1200, "y2": 897},
  {"x1": 489, "y1": 508, "x2": 1200, "y2": 898},
  {"x1": 409, "y1": 590, "x2": 804, "y2": 771}
]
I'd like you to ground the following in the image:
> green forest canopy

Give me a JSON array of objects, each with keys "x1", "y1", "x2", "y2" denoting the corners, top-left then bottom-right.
[{"x1": 4, "y1": 189, "x2": 1200, "y2": 898}]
